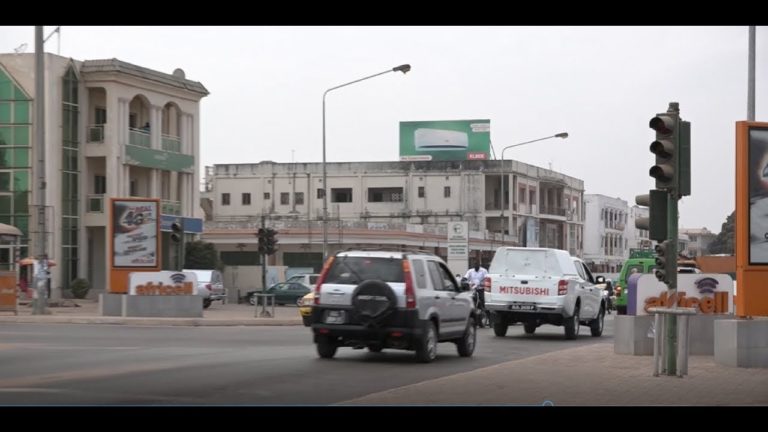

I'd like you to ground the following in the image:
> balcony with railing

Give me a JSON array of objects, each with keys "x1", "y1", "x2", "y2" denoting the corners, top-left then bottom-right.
[
  {"x1": 129, "y1": 127, "x2": 151, "y2": 147},
  {"x1": 87, "y1": 194, "x2": 104, "y2": 213},
  {"x1": 88, "y1": 124, "x2": 104, "y2": 143},
  {"x1": 162, "y1": 134, "x2": 181, "y2": 153},
  {"x1": 162, "y1": 200, "x2": 181, "y2": 215},
  {"x1": 539, "y1": 205, "x2": 567, "y2": 217}
]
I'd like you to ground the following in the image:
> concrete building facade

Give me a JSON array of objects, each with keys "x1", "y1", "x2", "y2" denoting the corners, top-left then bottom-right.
[{"x1": 0, "y1": 53, "x2": 207, "y2": 299}]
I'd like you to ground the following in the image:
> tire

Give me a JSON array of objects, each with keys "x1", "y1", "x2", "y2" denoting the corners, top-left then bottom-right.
[
  {"x1": 456, "y1": 319, "x2": 477, "y2": 357},
  {"x1": 523, "y1": 322, "x2": 537, "y2": 334},
  {"x1": 302, "y1": 315, "x2": 312, "y2": 327},
  {"x1": 590, "y1": 306, "x2": 605, "y2": 337},
  {"x1": 248, "y1": 295, "x2": 256, "y2": 306},
  {"x1": 351, "y1": 280, "x2": 397, "y2": 325},
  {"x1": 368, "y1": 345, "x2": 383, "y2": 353},
  {"x1": 203, "y1": 298, "x2": 212, "y2": 309},
  {"x1": 564, "y1": 305, "x2": 580, "y2": 340},
  {"x1": 617, "y1": 305, "x2": 627, "y2": 315},
  {"x1": 415, "y1": 321, "x2": 438, "y2": 363},
  {"x1": 493, "y1": 318, "x2": 508, "y2": 337},
  {"x1": 316, "y1": 335, "x2": 337, "y2": 359}
]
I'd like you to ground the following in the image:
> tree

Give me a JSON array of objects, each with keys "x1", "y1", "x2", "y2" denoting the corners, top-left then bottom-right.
[
  {"x1": 708, "y1": 210, "x2": 735, "y2": 254},
  {"x1": 184, "y1": 240, "x2": 224, "y2": 270}
]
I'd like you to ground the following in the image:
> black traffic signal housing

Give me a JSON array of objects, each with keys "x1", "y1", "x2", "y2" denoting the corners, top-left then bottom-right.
[
  {"x1": 257, "y1": 228, "x2": 268, "y2": 254},
  {"x1": 635, "y1": 189, "x2": 668, "y2": 242},
  {"x1": 264, "y1": 228, "x2": 278, "y2": 255},
  {"x1": 649, "y1": 111, "x2": 679, "y2": 191},
  {"x1": 654, "y1": 240, "x2": 677, "y2": 284},
  {"x1": 170, "y1": 221, "x2": 183, "y2": 243}
]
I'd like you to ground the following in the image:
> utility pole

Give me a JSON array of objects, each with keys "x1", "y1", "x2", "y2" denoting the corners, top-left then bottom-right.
[
  {"x1": 260, "y1": 215, "x2": 267, "y2": 294},
  {"x1": 32, "y1": 26, "x2": 48, "y2": 315}
]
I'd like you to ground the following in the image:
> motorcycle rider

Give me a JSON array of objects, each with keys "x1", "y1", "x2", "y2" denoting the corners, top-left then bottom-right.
[
  {"x1": 464, "y1": 262, "x2": 489, "y2": 327},
  {"x1": 604, "y1": 279, "x2": 615, "y2": 314}
]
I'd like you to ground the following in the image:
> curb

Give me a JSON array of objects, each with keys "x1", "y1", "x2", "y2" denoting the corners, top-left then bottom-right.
[{"x1": 0, "y1": 316, "x2": 303, "y2": 326}]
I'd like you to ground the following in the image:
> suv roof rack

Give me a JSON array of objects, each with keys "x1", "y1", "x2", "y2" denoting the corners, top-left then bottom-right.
[{"x1": 338, "y1": 247, "x2": 435, "y2": 256}]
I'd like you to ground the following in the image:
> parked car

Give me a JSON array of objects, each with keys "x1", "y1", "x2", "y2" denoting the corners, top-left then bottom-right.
[
  {"x1": 311, "y1": 250, "x2": 476, "y2": 362},
  {"x1": 286, "y1": 273, "x2": 320, "y2": 288},
  {"x1": 247, "y1": 282, "x2": 312, "y2": 306},
  {"x1": 183, "y1": 269, "x2": 226, "y2": 309},
  {"x1": 298, "y1": 292, "x2": 314, "y2": 326}
]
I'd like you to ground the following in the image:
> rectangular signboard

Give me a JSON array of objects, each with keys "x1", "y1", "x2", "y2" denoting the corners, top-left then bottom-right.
[
  {"x1": 129, "y1": 271, "x2": 198, "y2": 295},
  {"x1": 400, "y1": 120, "x2": 490, "y2": 161},
  {"x1": 629, "y1": 274, "x2": 733, "y2": 316},
  {"x1": 112, "y1": 199, "x2": 160, "y2": 268}
]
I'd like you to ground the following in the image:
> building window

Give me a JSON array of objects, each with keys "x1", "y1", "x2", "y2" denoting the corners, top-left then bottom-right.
[
  {"x1": 264, "y1": 192, "x2": 270, "y2": 200},
  {"x1": 94, "y1": 175, "x2": 106, "y2": 194},
  {"x1": 368, "y1": 187, "x2": 403, "y2": 203},
  {"x1": 242, "y1": 193, "x2": 251, "y2": 205},
  {"x1": 280, "y1": 192, "x2": 289, "y2": 205},
  {"x1": 60, "y1": 65, "x2": 80, "y2": 290},
  {"x1": 295, "y1": 192, "x2": 304, "y2": 205},
  {"x1": 221, "y1": 193, "x2": 230, "y2": 206},
  {"x1": 331, "y1": 188, "x2": 352, "y2": 203},
  {"x1": 519, "y1": 186, "x2": 526, "y2": 204},
  {"x1": 317, "y1": 188, "x2": 325, "y2": 199},
  {"x1": 130, "y1": 180, "x2": 138, "y2": 196},
  {"x1": 418, "y1": 186, "x2": 425, "y2": 198},
  {"x1": 95, "y1": 107, "x2": 106, "y2": 125},
  {"x1": 444, "y1": 186, "x2": 451, "y2": 198}
]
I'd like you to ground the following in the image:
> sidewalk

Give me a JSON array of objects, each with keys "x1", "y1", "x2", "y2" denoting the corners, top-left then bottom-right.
[
  {"x1": 0, "y1": 299, "x2": 304, "y2": 326},
  {"x1": 340, "y1": 343, "x2": 768, "y2": 406}
]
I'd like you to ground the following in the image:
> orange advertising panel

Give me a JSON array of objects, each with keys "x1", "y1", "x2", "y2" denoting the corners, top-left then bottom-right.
[
  {"x1": 0, "y1": 271, "x2": 18, "y2": 314},
  {"x1": 108, "y1": 198, "x2": 161, "y2": 294},
  {"x1": 735, "y1": 121, "x2": 768, "y2": 317}
]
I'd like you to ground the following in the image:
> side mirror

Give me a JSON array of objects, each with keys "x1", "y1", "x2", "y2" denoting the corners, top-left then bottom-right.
[
  {"x1": 461, "y1": 281, "x2": 470, "y2": 291},
  {"x1": 595, "y1": 275, "x2": 605, "y2": 284}
]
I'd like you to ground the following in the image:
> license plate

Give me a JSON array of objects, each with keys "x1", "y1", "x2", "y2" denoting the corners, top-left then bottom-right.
[
  {"x1": 325, "y1": 310, "x2": 346, "y2": 324},
  {"x1": 509, "y1": 303, "x2": 536, "y2": 311}
]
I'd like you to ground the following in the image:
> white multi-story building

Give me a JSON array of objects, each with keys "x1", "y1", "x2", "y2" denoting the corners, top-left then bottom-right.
[
  {"x1": 0, "y1": 53, "x2": 208, "y2": 299},
  {"x1": 628, "y1": 205, "x2": 652, "y2": 251},
  {"x1": 583, "y1": 194, "x2": 629, "y2": 272},
  {"x1": 680, "y1": 227, "x2": 716, "y2": 257},
  {"x1": 202, "y1": 160, "x2": 585, "y2": 273}
]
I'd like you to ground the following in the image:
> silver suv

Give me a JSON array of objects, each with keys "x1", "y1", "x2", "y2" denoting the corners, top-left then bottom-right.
[{"x1": 311, "y1": 250, "x2": 477, "y2": 363}]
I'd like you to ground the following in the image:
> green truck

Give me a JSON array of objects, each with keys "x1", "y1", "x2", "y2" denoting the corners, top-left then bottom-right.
[{"x1": 615, "y1": 249, "x2": 657, "y2": 315}]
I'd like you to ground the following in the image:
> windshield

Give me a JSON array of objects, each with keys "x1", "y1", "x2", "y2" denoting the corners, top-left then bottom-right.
[{"x1": 325, "y1": 257, "x2": 404, "y2": 284}]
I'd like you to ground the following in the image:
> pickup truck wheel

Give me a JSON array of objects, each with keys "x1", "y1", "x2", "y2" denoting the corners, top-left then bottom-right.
[
  {"x1": 415, "y1": 322, "x2": 438, "y2": 363},
  {"x1": 456, "y1": 319, "x2": 476, "y2": 357},
  {"x1": 302, "y1": 315, "x2": 312, "y2": 327},
  {"x1": 493, "y1": 319, "x2": 508, "y2": 337},
  {"x1": 203, "y1": 298, "x2": 212, "y2": 309},
  {"x1": 590, "y1": 306, "x2": 605, "y2": 337},
  {"x1": 316, "y1": 336, "x2": 337, "y2": 359},
  {"x1": 523, "y1": 322, "x2": 537, "y2": 334},
  {"x1": 564, "y1": 306, "x2": 580, "y2": 340}
]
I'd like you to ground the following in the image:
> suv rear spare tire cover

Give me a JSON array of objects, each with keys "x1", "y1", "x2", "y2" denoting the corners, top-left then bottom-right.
[{"x1": 351, "y1": 280, "x2": 397, "y2": 324}]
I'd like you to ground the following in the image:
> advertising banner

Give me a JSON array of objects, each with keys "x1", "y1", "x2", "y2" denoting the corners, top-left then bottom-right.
[
  {"x1": 629, "y1": 274, "x2": 734, "y2": 316},
  {"x1": 399, "y1": 120, "x2": 490, "y2": 161},
  {"x1": 112, "y1": 199, "x2": 159, "y2": 268},
  {"x1": 128, "y1": 271, "x2": 198, "y2": 295}
]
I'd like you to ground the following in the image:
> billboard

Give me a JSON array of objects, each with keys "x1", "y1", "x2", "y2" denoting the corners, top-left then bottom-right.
[
  {"x1": 748, "y1": 127, "x2": 768, "y2": 264},
  {"x1": 400, "y1": 120, "x2": 490, "y2": 161},
  {"x1": 111, "y1": 199, "x2": 160, "y2": 268}
]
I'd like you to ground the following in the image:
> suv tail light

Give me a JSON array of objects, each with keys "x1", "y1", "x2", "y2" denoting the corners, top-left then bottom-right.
[
  {"x1": 205, "y1": 283, "x2": 212, "y2": 291},
  {"x1": 557, "y1": 280, "x2": 568, "y2": 295},
  {"x1": 483, "y1": 276, "x2": 491, "y2": 292},
  {"x1": 402, "y1": 260, "x2": 416, "y2": 309},
  {"x1": 314, "y1": 256, "x2": 335, "y2": 305}
]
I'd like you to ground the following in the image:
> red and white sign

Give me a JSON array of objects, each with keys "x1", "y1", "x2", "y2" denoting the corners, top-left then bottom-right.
[
  {"x1": 129, "y1": 271, "x2": 198, "y2": 296},
  {"x1": 634, "y1": 274, "x2": 733, "y2": 316}
]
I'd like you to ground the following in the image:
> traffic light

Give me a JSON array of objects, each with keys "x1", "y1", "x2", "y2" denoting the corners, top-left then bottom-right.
[
  {"x1": 649, "y1": 111, "x2": 679, "y2": 191},
  {"x1": 170, "y1": 221, "x2": 183, "y2": 243},
  {"x1": 654, "y1": 240, "x2": 677, "y2": 283},
  {"x1": 257, "y1": 228, "x2": 268, "y2": 254},
  {"x1": 635, "y1": 189, "x2": 668, "y2": 242},
  {"x1": 264, "y1": 228, "x2": 278, "y2": 255}
]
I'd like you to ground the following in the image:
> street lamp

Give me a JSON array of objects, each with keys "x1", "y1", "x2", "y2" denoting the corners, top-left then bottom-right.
[
  {"x1": 321, "y1": 64, "x2": 411, "y2": 260},
  {"x1": 499, "y1": 132, "x2": 568, "y2": 245}
]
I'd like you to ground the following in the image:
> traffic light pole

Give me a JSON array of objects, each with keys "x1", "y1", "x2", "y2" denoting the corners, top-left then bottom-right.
[
  {"x1": 665, "y1": 192, "x2": 679, "y2": 376},
  {"x1": 261, "y1": 215, "x2": 267, "y2": 294}
]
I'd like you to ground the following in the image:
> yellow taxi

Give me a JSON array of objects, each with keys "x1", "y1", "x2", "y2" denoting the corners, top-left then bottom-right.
[{"x1": 298, "y1": 291, "x2": 314, "y2": 327}]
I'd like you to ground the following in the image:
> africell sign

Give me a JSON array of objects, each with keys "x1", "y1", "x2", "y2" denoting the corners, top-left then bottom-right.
[
  {"x1": 629, "y1": 274, "x2": 734, "y2": 316},
  {"x1": 128, "y1": 271, "x2": 198, "y2": 296}
]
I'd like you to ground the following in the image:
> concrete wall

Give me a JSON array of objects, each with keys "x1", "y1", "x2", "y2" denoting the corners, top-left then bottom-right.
[
  {"x1": 100, "y1": 293, "x2": 202, "y2": 317},
  {"x1": 715, "y1": 319, "x2": 768, "y2": 368}
]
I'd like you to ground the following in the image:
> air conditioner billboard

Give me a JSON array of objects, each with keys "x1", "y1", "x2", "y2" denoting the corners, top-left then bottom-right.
[{"x1": 399, "y1": 120, "x2": 491, "y2": 161}]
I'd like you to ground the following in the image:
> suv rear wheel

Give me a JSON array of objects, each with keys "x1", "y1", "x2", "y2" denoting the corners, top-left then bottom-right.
[
  {"x1": 316, "y1": 335, "x2": 338, "y2": 359},
  {"x1": 415, "y1": 322, "x2": 438, "y2": 363}
]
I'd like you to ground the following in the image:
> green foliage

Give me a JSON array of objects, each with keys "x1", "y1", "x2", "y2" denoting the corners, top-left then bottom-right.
[
  {"x1": 184, "y1": 240, "x2": 224, "y2": 271},
  {"x1": 708, "y1": 210, "x2": 735, "y2": 255},
  {"x1": 70, "y1": 278, "x2": 90, "y2": 299}
]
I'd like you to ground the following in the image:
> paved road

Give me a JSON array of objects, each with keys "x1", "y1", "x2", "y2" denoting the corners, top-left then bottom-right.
[{"x1": 0, "y1": 316, "x2": 613, "y2": 405}]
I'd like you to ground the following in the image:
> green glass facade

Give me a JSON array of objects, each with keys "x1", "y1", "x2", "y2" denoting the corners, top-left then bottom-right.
[
  {"x1": 61, "y1": 66, "x2": 79, "y2": 288},
  {"x1": 0, "y1": 67, "x2": 31, "y2": 269}
]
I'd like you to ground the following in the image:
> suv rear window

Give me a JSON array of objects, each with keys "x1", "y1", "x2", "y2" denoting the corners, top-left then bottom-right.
[{"x1": 325, "y1": 257, "x2": 405, "y2": 284}]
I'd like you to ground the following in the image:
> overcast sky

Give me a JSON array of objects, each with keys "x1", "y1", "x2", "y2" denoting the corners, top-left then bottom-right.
[{"x1": 2, "y1": 26, "x2": 764, "y2": 233}]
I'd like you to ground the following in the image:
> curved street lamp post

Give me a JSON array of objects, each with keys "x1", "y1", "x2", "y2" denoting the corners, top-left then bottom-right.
[
  {"x1": 499, "y1": 132, "x2": 569, "y2": 245},
  {"x1": 322, "y1": 64, "x2": 411, "y2": 260}
]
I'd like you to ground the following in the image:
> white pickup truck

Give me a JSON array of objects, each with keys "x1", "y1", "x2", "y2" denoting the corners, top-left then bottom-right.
[{"x1": 484, "y1": 247, "x2": 605, "y2": 340}]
